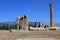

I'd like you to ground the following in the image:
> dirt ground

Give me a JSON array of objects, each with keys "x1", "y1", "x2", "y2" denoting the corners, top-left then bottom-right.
[{"x1": 0, "y1": 30, "x2": 60, "y2": 40}]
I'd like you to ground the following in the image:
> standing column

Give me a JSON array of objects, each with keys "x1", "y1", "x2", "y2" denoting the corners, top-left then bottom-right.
[
  {"x1": 24, "y1": 14, "x2": 28, "y2": 30},
  {"x1": 19, "y1": 17, "x2": 24, "y2": 30},
  {"x1": 16, "y1": 17, "x2": 19, "y2": 31},
  {"x1": 49, "y1": 3, "x2": 54, "y2": 27}
]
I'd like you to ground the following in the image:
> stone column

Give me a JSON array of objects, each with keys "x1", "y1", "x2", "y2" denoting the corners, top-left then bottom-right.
[
  {"x1": 49, "y1": 3, "x2": 54, "y2": 27},
  {"x1": 19, "y1": 16, "x2": 24, "y2": 30},
  {"x1": 23, "y1": 15, "x2": 28, "y2": 30},
  {"x1": 16, "y1": 17, "x2": 19, "y2": 31}
]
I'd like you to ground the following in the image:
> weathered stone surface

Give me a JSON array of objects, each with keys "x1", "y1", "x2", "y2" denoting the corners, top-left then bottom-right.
[
  {"x1": 49, "y1": 3, "x2": 54, "y2": 27},
  {"x1": 16, "y1": 14, "x2": 28, "y2": 30}
]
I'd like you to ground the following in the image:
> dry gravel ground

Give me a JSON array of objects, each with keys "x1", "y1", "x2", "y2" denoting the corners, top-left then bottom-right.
[
  {"x1": 15, "y1": 38, "x2": 57, "y2": 40},
  {"x1": 0, "y1": 30, "x2": 60, "y2": 40}
]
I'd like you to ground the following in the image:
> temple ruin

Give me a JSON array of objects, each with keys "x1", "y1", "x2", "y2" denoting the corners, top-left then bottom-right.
[
  {"x1": 16, "y1": 15, "x2": 28, "y2": 30},
  {"x1": 49, "y1": 3, "x2": 54, "y2": 27}
]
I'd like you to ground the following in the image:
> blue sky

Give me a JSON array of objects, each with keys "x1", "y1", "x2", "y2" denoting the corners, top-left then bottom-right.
[{"x1": 0, "y1": 0, "x2": 60, "y2": 22}]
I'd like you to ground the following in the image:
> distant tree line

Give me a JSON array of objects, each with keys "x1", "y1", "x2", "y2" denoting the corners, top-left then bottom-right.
[
  {"x1": 28, "y1": 22, "x2": 41, "y2": 27},
  {"x1": 0, "y1": 24, "x2": 17, "y2": 30},
  {"x1": 0, "y1": 22, "x2": 49, "y2": 30}
]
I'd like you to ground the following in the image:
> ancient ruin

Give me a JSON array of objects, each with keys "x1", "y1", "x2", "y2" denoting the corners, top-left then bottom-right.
[
  {"x1": 16, "y1": 15, "x2": 28, "y2": 30},
  {"x1": 15, "y1": 3, "x2": 60, "y2": 31},
  {"x1": 49, "y1": 3, "x2": 54, "y2": 27},
  {"x1": 23, "y1": 15, "x2": 28, "y2": 30},
  {"x1": 16, "y1": 17, "x2": 19, "y2": 30}
]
